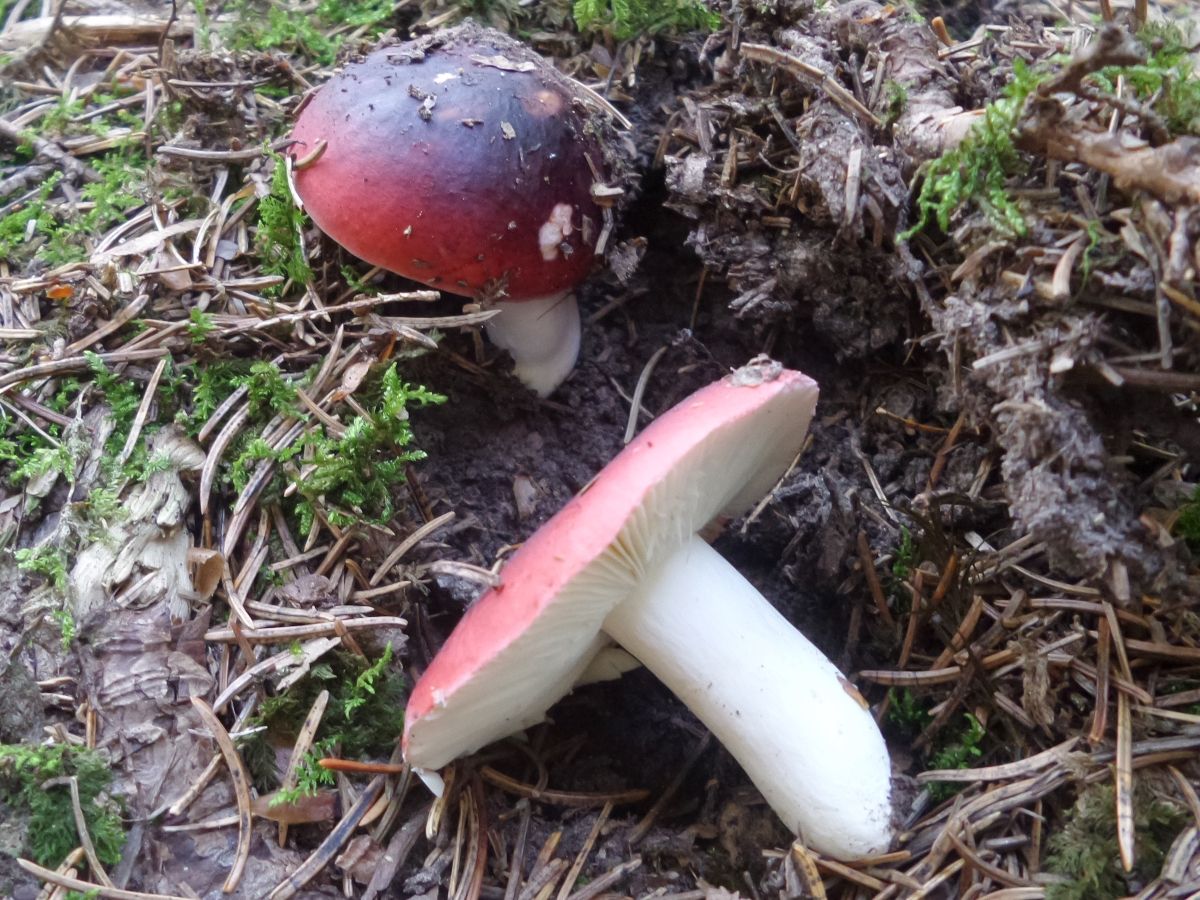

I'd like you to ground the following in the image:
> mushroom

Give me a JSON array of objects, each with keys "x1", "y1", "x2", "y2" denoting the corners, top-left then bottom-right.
[
  {"x1": 403, "y1": 359, "x2": 894, "y2": 860},
  {"x1": 289, "y1": 24, "x2": 623, "y2": 396}
]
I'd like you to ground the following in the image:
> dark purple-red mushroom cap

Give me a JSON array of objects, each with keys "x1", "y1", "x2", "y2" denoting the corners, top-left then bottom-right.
[{"x1": 289, "y1": 25, "x2": 621, "y2": 395}]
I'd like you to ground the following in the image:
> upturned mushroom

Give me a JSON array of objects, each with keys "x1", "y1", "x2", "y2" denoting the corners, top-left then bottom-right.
[
  {"x1": 403, "y1": 359, "x2": 894, "y2": 860},
  {"x1": 289, "y1": 24, "x2": 625, "y2": 396}
]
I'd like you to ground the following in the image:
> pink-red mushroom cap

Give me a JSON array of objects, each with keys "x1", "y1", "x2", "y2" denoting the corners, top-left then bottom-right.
[
  {"x1": 289, "y1": 25, "x2": 617, "y2": 395},
  {"x1": 402, "y1": 358, "x2": 895, "y2": 860}
]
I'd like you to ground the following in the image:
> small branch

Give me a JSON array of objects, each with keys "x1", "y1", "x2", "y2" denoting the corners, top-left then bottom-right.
[
  {"x1": 1037, "y1": 25, "x2": 1144, "y2": 97},
  {"x1": 66, "y1": 776, "x2": 115, "y2": 887},
  {"x1": 18, "y1": 858, "x2": 190, "y2": 899},
  {"x1": 740, "y1": 43, "x2": 881, "y2": 130},
  {"x1": 0, "y1": 116, "x2": 98, "y2": 183},
  {"x1": 1034, "y1": 25, "x2": 1171, "y2": 145},
  {"x1": 0, "y1": 348, "x2": 169, "y2": 395},
  {"x1": 1017, "y1": 101, "x2": 1200, "y2": 207},
  {"x1": 156, "y1": 138, "x2": 293, "y2": 162}
]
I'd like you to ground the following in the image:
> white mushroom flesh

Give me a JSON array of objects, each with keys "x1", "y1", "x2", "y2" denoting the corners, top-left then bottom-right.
[
  {"x1": 603, "y1": 533, "x2": 894, "y2": 859},
  {"x1": 485, "y1": 293, "x2": 581, "y2": 397}
]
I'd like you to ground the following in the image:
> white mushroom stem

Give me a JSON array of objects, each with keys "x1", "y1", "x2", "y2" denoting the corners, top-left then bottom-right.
[
  {"x1": 485, "y1": 293, "x2": 581, "y2": 397},
  {"x1": 601, "y1": 533, "x2": 893, "y2": 860}
]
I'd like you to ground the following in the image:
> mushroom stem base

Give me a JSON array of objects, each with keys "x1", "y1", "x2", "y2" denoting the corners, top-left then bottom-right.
[
  {"x1": 485, "y1": 293, "x2": 580, "y2": 397},
  {"x1": 601, "y1": 534, "x2": 893, "y2": 860}
]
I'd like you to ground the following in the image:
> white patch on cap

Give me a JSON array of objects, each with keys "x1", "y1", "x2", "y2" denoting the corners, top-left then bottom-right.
[{"x1": 538, "y1": 203, "x2": 574, "y2": 262}]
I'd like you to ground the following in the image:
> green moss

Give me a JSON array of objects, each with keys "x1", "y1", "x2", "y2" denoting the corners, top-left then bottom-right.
[
  {"x1": 1045, "y1": 784, "x2": 1186, "y2": 900},
  {"x1": 246, "y1": 359, "x2": 303, "y2": 418},
  {"x1": 240, "y1": 643, "x2": 406, "y2": 797},
  {"x1": 904, "y1": 59, "x2": 1043, "y2": 239},
  {"x1": 50, "y1": 608, "x2": 76, "y2": 650},
  {"x1": 0, "y1": 172, "x2": 63, "y2": 262},
  {"x1": 44, "y1": 149, "x2": 146, "y2": 266},
  {"x1": 1093, "y1": 23, "x2": 1200, "y2": 136},
  {"x1": 224, "y1": 0, "x2": 396, "y2": 65},
  {"x1": 0, "y1": 743, "x2": 126, "y2": 868},
  {"x1": 928, "y1": 712, "x2": 984, "y2": 771},
  {"x1": 0, "y1": 143, "x2": 146, "y2": 267},
  {"x1": 256, "y1": 154, "x2": 312, "y2": 292},
  {"x1": 36, "y1": 97, "x2": 86, "y2": 136},
  {"x1": 187, "y1": 307, "x2": 217, "y2": 343},
  {"x1": 887, "y1": 526, "x2": 916, "y2": 611},
  {"x1": 81, "y1": 487, "x2": 125, "y2": 527},
  {"x1": 192, "y1": 0, "x2": 212, "y2": 51},
  {"x1": 292, "y1": 364, "x2": 444, "y2": 531},
  {"x1": 176, "y1": 356, "x2": 441, "y2": 542},
  {"x1": 891, "y1": 527, "x2": 915, "y2": 582},
  {"x1": 574, "y1": 0, "x2": 720, "y2": 39},
  {"x1": 883, "y1": 80, "x2": 909, "y2": 127},
  {"x1": 84, "y1": 352, "x2": 143, "y2": 432},
  {"x1": 339, "y1": 265, "x2": 379, "y2": 297},
  {"x1": 1174, "y1": 486, "x2": 1200, "y2": 555},
  {"x1": 230, "y1": 436, "x2": 277, "y2": 493},
  {"x1": 925, "y1": 712, "x2": 985, "y2": 801},
  {"x1": 185, "y1": 361, "x2": 253, "y2": 432},
  {"x1": 907, "y1": 24, "x2": 1200, "y2": 241},
  {"x1": 179, "y1": 356, "x2": 301, "y2": 432},
  {"x1": 13, "y1": 545, "x2": 70, "y2": 592},
  {"x1": 9, "y1": 440, "x2": 74, "y2": 488},
  {"x1": 1078, "y1": 218, "x2": 1110, "y2": 288},
  {"x1": 886, "y1": 687, "x2": 931, "y2": 732}
]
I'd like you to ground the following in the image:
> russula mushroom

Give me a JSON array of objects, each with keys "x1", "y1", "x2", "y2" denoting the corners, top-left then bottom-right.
[
  {"x1": 289, "y1": 24, "x2": 623, "y2": 396},
  {"x1": 403, "y1": 358, "x2": 893, "y2": 860}
]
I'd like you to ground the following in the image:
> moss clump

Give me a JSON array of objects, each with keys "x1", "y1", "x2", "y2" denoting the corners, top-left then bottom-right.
[
  {"x1": 886, "y1": 687, "x2": 931, "y2": 732},
  {"x1": 1094, "y1": 23, "x2": 1200, "y2": 137},
  {"x1": 883, "y1": 80, "x2": 909, "y2": 127},
  {"x1": 176, "y1": 355, "x2": 443, "y2": 537},
  {"x1": 255, "y1": 154, "x2": 312, "y2": 292},
  {"x1": 924, "y1": 712, "x2": 986, "y2": 801},
  {"x1": 1044, "y1": 783, "x2": 1186, "y2": 900},
  {"x1": 1174, "y1": 486, "x2": 1200, "y2": 555},
  {"x1": 0, "y1": 743, "x2": 125, "y2": 867},
  {"x1": 573, "y1": 0, "x2": 720, "y2": 39},
  {"x1": 0, "y1": 145, "x2": 146, "y2": 268},
  {"x1": 239, "y1": 643, "x2": 407, "y2": 798},
  {"x1": 224, "y1": 0, "x2": 397, "y2": 66},
  {"x1": 0, "y1": 172, "x2": 63, "y2": 262},
  {"x1": 906, "y1": 24, "x2": 1200, "y2": 241},
  {"x1": 291, "y1": 365, "x2": 444, "y2": 531},
  {"x1": 13, "y1": 545, "x2": 70, "y2": 593},
  {"x1": 904, "y1": 58, "x2": 1043, "y2": 239}
]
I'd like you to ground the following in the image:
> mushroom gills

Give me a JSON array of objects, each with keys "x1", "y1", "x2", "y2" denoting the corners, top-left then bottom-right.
[{"x1": 601, "y1": 533, "x2": 894, "y2": 860}]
